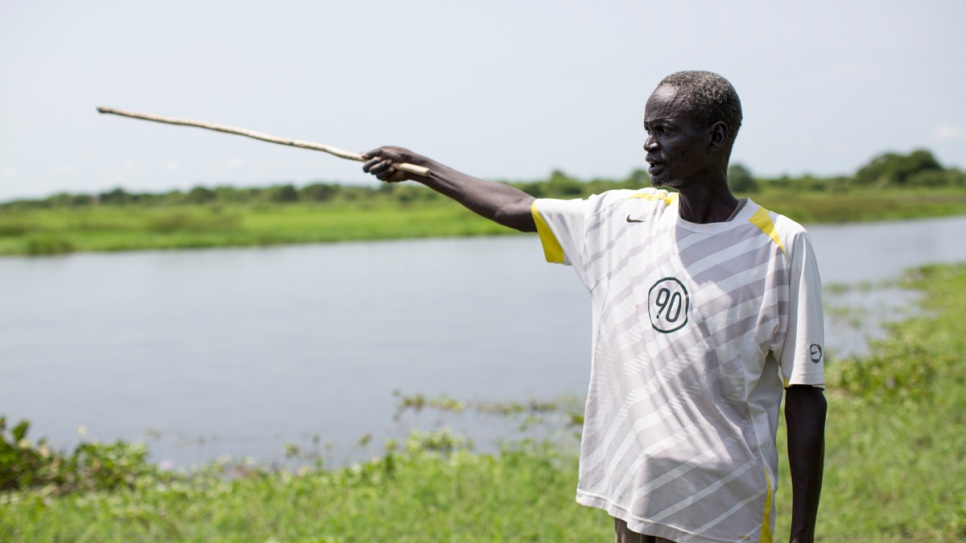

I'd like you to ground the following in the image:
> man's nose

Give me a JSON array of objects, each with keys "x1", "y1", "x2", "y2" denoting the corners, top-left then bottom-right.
[{"x1": 644, "y1": 135, "x2": 658, "y2": 151}]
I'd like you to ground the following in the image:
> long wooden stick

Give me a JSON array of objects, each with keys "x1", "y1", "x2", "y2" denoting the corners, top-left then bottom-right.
[{"x1": 96, "y1": 107, "x2": 431, "y2": 177}]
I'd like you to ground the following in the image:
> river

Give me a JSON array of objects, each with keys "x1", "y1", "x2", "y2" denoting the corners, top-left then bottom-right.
[{"x1": 2, "y1": 215, "x2": 965, "y2": 466}]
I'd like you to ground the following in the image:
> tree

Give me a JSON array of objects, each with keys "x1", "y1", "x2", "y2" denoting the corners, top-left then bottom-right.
[
  {"x1": 728, "y1": 163, "x2": 759, "y2": 193},
  {"x1": 45, "y1": 193, "x2": 93, "y2": 207},
  {"x1": 301, "y1": 183, "x2": 339, "y2": 202},
  {"x1": 854, "y1": 149, "x2": 943, "y2": 186},
  {"x1": 97, "y1": 188, "x2": 132, "y2": 205},
  {"x1": 267, "y1": 184, "x2": 299, "y2": 203},
  {"x1": 185, "y1": 186, "x2": 216, "y2": 204},
  {"x1": 544, "y1": 170, "x2": 584, "y2": 197},
  {"x1": 622, "y1": 169, "x2": 652, "y2": 189}
]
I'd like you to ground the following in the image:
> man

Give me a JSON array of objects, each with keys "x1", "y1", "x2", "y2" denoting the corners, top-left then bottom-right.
[{"x1": 363, "y1": 71, "x2": 826, "y2": 543}]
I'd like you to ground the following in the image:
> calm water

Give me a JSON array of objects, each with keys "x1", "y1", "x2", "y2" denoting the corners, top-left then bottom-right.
[{"x1": 2, "y1": 215, "x2": 965, "y2": 466}]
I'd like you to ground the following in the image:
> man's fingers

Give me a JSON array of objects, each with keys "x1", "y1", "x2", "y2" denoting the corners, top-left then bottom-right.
[
  {"x1": 377, "y1": 160, "x2": 396, "y2": 180},
  {"x1": 362, "y1": 148, "x2": 389, "y2": 162},
  {"x1": 363, "y1": 158, "x2": 402, "y2": 182},
  {"x1": 363, "y1": 157, "x2": 388, "y2": 172},
  {"x1": 362, "y1": 147, "x2": 412, "y2": 182},
  {"x1": 362, "y1": 156, "x2": 392, "y2": 173}
]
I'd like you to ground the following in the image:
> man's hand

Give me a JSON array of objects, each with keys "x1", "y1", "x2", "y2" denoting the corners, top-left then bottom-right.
[
  {"x1": 360, "y1": 146, "x2": 536, "y2": 232},
  {"x1": 785, "y1": 385, "x2": 827, "y2": 543},
  {"x1": 362, "y1": 146, "x2": 432, "y2": 184}
]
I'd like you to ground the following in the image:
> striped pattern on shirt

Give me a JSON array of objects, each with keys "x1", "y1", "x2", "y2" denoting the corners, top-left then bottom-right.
[{"x1": 532, "y1": 188, "x2": 824, "y2": 543}]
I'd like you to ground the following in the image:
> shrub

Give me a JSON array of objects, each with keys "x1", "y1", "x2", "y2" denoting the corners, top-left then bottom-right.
[
  {"x1": 23, "y1": 235, "x2": 74, "y2": 255},
  {"x1": 0, "y1": 417, "x2": 162, "y2": 494},
  {"x1": 906, "y1": 169, "x2": 965, "y2": 188},
  {"x1": 0, "y1": 222, "x2": 31, "y2": 237}
]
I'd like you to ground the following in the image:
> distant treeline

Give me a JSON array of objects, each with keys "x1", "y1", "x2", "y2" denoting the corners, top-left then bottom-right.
[{"x1": 2, "y1": 149, "x2": 962, "y2": 210}]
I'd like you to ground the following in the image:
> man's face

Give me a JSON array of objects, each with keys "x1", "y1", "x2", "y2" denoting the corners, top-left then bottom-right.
[{"x1": 643, "y1": 85, "x2": 713, "y2": 189}]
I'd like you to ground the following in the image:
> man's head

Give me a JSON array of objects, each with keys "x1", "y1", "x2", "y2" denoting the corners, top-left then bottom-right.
[
  {"x1": 657, "y1": 71, "x2": 742, "y2": 144},
  {"x1": 643, "y1": 71, "x2": 742, "y2": 189}
]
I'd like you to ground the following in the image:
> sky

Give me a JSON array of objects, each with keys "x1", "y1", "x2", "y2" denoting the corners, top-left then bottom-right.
[{"x1": 1, "y1": 0, "x2": 964, "y2": 201}]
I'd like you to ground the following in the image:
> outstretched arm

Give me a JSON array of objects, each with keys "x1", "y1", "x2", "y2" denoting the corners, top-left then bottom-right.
[
  {"x1": 784, "y1": 385, "x2": 827, "y2": 543},
  {"x1": 362, "y1": 146, "x2": 536, "y2": 232}
]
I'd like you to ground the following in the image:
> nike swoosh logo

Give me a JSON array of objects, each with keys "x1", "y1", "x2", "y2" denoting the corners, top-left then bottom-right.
[{"x1": 626, "y1": 214, "x2": 646, "y2": 223}]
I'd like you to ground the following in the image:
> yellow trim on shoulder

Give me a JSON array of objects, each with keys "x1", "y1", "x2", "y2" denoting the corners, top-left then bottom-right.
[
  {"x1": 748, "y1": 207, "x2": 786, "y2": 255},
  {"x1": 759, "y1": 468, "x2": 774, "y2": 543},
  {"x1": 531, "y1": 201, "x2": 566, "y2": 264},
  {"x1": 625, "y1": 189, "x2": 679, "y2": 206}
]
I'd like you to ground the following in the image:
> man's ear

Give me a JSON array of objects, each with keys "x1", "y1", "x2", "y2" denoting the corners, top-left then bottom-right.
[{"x1": 708, "y1": 121, "x2": 729, "y2": 151}]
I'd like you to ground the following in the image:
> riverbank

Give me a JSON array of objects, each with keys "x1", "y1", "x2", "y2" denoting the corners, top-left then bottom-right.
[
  {"x1": 784, "y1": 263, "x2": 965, "y2": 540},
  {"x1": 2, "y1": 263, "x2": 964, "y2": 541},
  {"x1": 2, "y1": 186, "x2": 966, "y2": 256}
]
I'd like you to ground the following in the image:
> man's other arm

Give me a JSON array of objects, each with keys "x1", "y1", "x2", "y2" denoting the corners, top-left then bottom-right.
[
  {"x1": 363, "y1": 146, "x2": 536, "y2": 232},
  {"x1": 784, "y1": 385, "x2": 827, "y2": 543}
]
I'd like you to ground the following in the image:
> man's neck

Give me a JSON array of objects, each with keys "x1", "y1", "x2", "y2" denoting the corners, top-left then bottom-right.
[{"x1": 677, "y1": 183, "x2": 740, "y2": 224}]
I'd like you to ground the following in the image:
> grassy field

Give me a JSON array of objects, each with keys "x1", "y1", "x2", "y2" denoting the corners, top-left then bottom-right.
[
  {"x1": 752, "y1": 185, "x2": 966, "y2": 224},
  {"x1": 2, "y1": 186, "x2": 966, "y2": 256},
  {"x1": 0, "y1": 200, "x2": 514, "y2": 256},
  {"x1": 2, "y1": 264, "x2": 965, "y2": 541},
  {"x1": 806, "y1": 263, "x2": 966, "y2": 541}
]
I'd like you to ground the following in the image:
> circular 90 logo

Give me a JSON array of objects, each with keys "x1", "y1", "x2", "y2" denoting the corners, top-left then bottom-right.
[{"x1": 648, "y1": 277, "x2": 690, "y2": 334}]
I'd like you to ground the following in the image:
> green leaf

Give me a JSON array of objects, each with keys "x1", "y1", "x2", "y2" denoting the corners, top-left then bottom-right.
[{"x1": 12, "y1": 420, "x2": 30, "y2": 442}]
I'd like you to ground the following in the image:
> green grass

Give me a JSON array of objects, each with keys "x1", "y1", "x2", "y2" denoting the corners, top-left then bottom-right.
[
  {"x1": 0, "y1": 433, "x2": 611, "y2": 543},
  {"x1": 2, "y1": 265, "x2": 965, "y2": 542},
  {"x1": 753, "y1": 186, "x2": 966, "y2": 223},
  {"x1": 0, "y1": 201, "x2": 516, "y2": 257},
  {"x1": 2, "y1": 187, "x2": 965, "y2": 256},
  {"x1": 799, "y1": 263, "x2": 966, "y2": 541}
]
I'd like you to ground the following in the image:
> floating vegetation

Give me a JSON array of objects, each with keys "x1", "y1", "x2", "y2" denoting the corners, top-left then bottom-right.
[{"x1": 392, "y1": 390, "x2": 584, "y2": 427}]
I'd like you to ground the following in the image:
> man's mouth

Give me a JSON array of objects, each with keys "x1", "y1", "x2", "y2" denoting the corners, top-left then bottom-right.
[{"x1": 647, "y1": 161, "x2": 665, "y2": 176}]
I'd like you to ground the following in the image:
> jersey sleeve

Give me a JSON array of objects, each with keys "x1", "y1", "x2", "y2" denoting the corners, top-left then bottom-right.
[
  {"x1": 531, "y1": 197, "x2": 589, "y2": 265},
  {"x1": 777, "y1": 228, "x2": 826, "y2": 388}
]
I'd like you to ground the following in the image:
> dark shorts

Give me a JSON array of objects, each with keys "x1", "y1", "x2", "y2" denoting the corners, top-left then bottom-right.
[{"x1": 614, "y1": 517, "x2": 677, "y2": 543}]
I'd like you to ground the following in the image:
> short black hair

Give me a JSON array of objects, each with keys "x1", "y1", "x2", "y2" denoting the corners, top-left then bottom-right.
[{"x1": 658, "y1": 71, "x2": 742, "y2": 142}]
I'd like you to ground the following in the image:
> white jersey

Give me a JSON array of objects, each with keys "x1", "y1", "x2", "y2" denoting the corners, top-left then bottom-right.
[{"x1": 532, "y1": 188, "x2": 824, "y2": 543}]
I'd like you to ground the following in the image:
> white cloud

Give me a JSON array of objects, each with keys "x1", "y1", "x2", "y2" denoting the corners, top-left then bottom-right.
[
  {"x1": 0, "y1": 166, "x2": 18, "y2": 178},
  {"x1": 165, "y1": 160, "x2": 182, "y2": 172},
  {"x1": 50, "y1": 165, "x2": 75, "y2": 176},
  {"x1": 934, "y1": 125, "x2": 964, "y2": 141}
]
